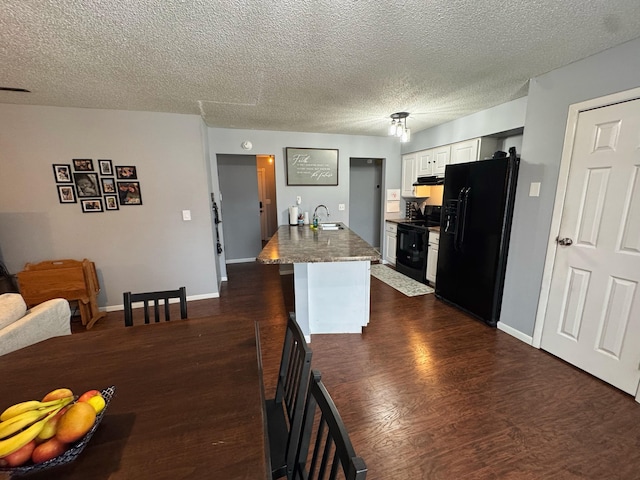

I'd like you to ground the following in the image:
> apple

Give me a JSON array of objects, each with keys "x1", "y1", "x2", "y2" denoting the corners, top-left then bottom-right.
[
  {"x1": 32, "y1": 437, "x2": 68, "y2": 464},
  {"x1": 0, "y1": 440, "x2": 36, "y2": 467},
  {"x1": 77, "y1": 389, "x2": 100, "y2": 403},
  {"x1": 41, "y1": 388, "x2": 74, "y2": 402},
  {"x1": 77, "y1": 390, "x2": 105, "y2": 414}
]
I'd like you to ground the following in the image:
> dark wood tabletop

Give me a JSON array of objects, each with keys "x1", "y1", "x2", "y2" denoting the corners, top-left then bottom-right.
[{"x1": 0, "y1": 317, "x2": 269, "y2": 480}]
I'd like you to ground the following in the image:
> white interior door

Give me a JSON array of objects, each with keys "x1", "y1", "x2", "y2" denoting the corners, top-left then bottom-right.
[{"x1": 541, "y1": 98, "x2": 640, "y2": 396}]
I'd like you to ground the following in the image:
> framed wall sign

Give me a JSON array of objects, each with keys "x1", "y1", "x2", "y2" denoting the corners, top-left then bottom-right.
[{"x1": 285, "y1": 147, "x2": 338, "y2": 186}]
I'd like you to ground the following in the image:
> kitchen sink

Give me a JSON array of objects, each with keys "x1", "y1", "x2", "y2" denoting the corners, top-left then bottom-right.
[{"x1": 319, "y1": 223, "x2": 343, "y2": 230}]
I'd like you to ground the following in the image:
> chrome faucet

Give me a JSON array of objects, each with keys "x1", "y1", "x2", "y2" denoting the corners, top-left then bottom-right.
[{"x1": 313, "y1": 204, "x2": 330, "y2": 223}]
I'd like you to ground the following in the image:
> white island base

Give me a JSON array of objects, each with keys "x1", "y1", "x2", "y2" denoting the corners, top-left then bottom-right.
[{"x1": 293, "y1": 261, "x2": 371, "y2": 342}]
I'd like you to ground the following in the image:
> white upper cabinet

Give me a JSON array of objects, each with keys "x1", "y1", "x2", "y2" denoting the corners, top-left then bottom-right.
[
  {"x1": 416, "y1": 145, "x2": 450, "y2": 178},
  {"x1": 417, "y1": 149, "x2": 435, "y2": 176},
  {"x1": 401, "y1": 153, "x2": 417, "y2": 197},
  {"x1": 450, "y1": 138, "x2": 479, "y2": 164},
  {"x1": 432, "y1": 145, "x2": 450, "y2": 176},
  {"x1": 450, "y1": 137, "x2": 499, "y2": 164}
]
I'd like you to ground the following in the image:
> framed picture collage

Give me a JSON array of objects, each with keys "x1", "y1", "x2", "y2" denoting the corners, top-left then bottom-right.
[{"x1": 52, "y1": 159, "x2": 143, "y2": 213}]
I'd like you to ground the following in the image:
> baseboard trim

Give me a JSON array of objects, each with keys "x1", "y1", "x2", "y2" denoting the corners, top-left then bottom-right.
[
  {"x1": 101, "y1": 292, "x2": 220, "y2": 312},
  {"x1": 226, "y1": 258, "x2": 257, "y2": 264},
  {"x1": 497, "y1": 322, "x2": 534, "y2": 346}
]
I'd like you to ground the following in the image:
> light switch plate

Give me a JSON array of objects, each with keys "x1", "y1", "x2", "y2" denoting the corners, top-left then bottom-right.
[
  {"x1": 529, "y1": 182, "x2": 541, "y2": 197},
  {"x1": 182, "y1": 210, "x2": 191, "y2": 221}
]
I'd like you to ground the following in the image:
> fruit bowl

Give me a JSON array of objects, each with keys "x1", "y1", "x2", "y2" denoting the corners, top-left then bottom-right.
[{"x1": 0, "y1": 385, "x2": 115, "y2": 476}]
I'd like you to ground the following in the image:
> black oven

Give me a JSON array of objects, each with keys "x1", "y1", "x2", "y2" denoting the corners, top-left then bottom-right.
[
  {"x1": 395, "y1": 206, "x2": 441, "y2": 283},
  {"x1": 396, "y1": 222, "x2": 429, "y2": 283}
]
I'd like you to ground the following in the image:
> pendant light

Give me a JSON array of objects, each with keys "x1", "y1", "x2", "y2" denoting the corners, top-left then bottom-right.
[{"x1": 389, "y1": 112, "x2": 410, "y2": 143}]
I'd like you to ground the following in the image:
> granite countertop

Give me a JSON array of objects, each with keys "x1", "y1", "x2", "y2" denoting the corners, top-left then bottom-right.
[{"x1": 257, "y1": 223, "x2": 381, "y2": 264}]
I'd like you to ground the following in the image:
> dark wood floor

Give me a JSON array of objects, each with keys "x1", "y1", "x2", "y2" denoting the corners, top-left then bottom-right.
[{"x1": 77, "y1": 263, "x2": 640, "y2": 479}]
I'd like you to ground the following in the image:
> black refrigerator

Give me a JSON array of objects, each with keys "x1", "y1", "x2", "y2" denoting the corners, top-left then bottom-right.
[{"x1": 435, "y1": 151, "x2": 519, "y2": 327}]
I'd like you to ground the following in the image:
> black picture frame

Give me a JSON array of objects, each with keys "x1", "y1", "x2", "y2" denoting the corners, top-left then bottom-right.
[
  {"x1": 101, "y1": 177, "x2": 116, "y2": 194},
  {"x1": 74, "y1": 172, "x2": 101, "y2": 198},
  {"x1": 73, "y1": 159, "x2": 94, "y2": 171},
  {"x1": 117, "y1": 181, "x2": 143, "y2": 205},
  {"x1": 115, "y1": 165, "x2": 137, "y2": 179},
  {"x1": 57, "y1": 185, "x2": 77, "y2": 203},
  {"x1": 81, "y1": 198, "x2": 103, "y2": 213},
  {"x1": 285, "y1": 147, "x2": 339, "y2": 186},
  {"x1": 99, "y1": 159, "x2": 113, "y2": 176},
  {"x1": 52, "y1": 164, "x2": 73, "y2": 183},
  {"x1": 104, "y1": 195, "x2": 119, "y2": 211}
]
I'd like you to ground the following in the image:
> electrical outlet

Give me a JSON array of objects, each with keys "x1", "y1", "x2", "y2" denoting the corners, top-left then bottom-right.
[
  {"x1": 338, "y1": 204, "x2": 345, "y2": 211},
  {"x1": 296, "y1": 196, "x2": 301, "y2": 205}
]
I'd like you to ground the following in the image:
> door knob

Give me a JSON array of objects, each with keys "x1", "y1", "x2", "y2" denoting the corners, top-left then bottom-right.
[{"x1": 557, "y1": 237, "x2": 573, "y2": 246}]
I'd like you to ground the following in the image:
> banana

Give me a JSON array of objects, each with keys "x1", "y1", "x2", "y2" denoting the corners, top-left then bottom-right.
[
  {"x1": 0, "y1": 399, "x2": 72, "y2": 440},
  {"x1": 0, "y1": 413, "x2": 53, "y2": 458},
  {"x1": 0, "y1": 396, "x2": 73, "y2": 422}
]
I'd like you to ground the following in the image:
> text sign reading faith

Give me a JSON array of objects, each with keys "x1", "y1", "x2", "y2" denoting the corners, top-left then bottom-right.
[{"x1": 285, "y1": 147, "x2": 339, "y2": 186}]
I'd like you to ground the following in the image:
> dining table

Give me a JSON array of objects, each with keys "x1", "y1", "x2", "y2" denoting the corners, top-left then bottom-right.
[{"x1": 0, "y1": 317, "x2": 270, "y2": 479}]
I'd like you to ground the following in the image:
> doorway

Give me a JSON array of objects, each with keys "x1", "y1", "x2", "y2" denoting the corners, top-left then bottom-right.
[
  {"x1": 349, "y1": 158, "x2": 383, "y2": 248},
  {"x1": 535, "y1": 88, "x2": 640, "y2": 401},
  {"x1": 216, "y1": 154, "x2": 277, "y2": 263}
]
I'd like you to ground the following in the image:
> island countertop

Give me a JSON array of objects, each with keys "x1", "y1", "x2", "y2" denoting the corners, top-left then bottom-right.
[{"x1": 257, "y1": 223, "x2": 381, "y2": 264}]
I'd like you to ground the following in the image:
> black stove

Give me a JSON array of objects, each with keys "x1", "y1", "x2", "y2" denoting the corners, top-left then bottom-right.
[
  {"x1": 400, "y1": 219, "x2": 438, "y2": 228},
  {"x1": 395, "y1": 206, "x2": 441, "y2": 283},
  {"x1": 401, "y1": 206, "x2": 442, "y2": 228}
]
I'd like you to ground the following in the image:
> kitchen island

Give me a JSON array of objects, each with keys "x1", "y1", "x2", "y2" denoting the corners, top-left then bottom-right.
[{"x1": 257, "y1": 223, "x2": 380, "y2": 340}]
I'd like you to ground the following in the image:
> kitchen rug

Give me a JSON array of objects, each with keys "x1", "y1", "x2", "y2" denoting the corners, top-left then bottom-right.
[{"x1": 370, "y1": 264, "x2": 434, "y2": 297}]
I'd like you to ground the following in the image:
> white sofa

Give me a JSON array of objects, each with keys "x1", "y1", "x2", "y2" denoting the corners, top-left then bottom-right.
[{"x1": 0, "y1": 293, "x2": 71, "y2": 356}]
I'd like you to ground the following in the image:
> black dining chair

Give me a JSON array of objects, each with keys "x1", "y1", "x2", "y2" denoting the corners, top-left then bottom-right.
[
  {"x1": 292, "y1": 371, "x2": 367, "y2": 480},
  {"x1": 123, "y1": 286, "x2": 187, "y2": 327},
  {"x1": 266, "y1": 312, "x2": 313, "y2": 479}
]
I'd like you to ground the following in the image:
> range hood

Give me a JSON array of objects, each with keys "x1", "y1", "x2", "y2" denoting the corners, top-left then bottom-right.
[{"x1": 413, "y1": 176, "x2": 444, "y2": 186}]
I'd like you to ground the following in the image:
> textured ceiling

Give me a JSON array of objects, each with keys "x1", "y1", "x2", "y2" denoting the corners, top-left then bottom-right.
[{"x1": 2, "y1": 0, "x2": 640, "y2": 136}]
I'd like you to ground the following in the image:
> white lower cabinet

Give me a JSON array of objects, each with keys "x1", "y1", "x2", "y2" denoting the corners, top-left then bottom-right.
[
  {"x1": 426, "y1": 231, "x2": 440, "y2": 285},
  {"x1": 384, "y1": 222, "x2": 397, "y2": 265}
]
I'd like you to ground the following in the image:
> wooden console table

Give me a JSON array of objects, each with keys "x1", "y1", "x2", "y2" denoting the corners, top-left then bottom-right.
[{"x1": 16, "y1": 259, "x2": 106, "y2": 329}]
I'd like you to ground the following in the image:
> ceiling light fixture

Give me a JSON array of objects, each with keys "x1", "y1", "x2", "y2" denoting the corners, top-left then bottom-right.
[{"x1": 389, "y1": 112, "x2": 410, "y2": 142}]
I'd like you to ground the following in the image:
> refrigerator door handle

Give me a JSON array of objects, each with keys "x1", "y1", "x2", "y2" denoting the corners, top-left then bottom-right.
[
  {"x1": 454, "y1": 187, "x2": 465, "y2": 250},
  {"x1": 458, "y1": 187, "x2": 471, "y2": 248}
]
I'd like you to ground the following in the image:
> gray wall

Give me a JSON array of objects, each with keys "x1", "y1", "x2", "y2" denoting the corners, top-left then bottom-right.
[
  {"x1": 402, "y1": 96, "x2": 528, "y2": 153},
  {"x1": 216, "y1": 154, "x2": 262, "y2": 261},
  {"x1": 501, "y1": 36, "x2": 640, "y2": 337},
  {"x1": 0, "y1": 104, "x2": 218, "y2": 308}
]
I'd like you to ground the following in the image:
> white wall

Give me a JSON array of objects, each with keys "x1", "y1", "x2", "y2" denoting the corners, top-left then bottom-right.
[
  {"x1": 207, "y1": 128, "x2": 401, "y2": 263},
  {"x1": 0, "y1": 104, "x2": 219, "y2": 308},
  {"x1": 501, "y1": 36, "x2": 640, "y2": 337}
]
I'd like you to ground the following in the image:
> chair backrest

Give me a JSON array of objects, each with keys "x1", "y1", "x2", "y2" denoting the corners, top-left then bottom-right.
[
  {"x1": 293, "y1": 371, "x2": 367, "y2": 480},
  {"x1": 272, "y1": 312, "x2": 313, "y2": 478},
  {"x1": 123, "y1": 287, "x2": 187, "y2": 327}
]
